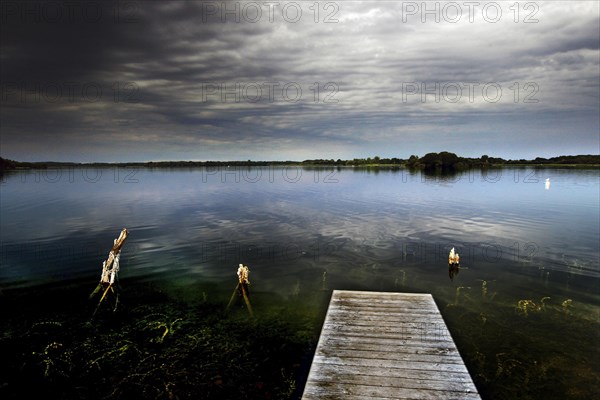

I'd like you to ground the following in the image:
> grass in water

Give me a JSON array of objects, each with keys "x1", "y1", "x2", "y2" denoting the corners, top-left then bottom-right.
[
  {"x1": 0, "y1": 280, "x2": 321, "y2": 400},
  {"x1": 444, "y1": 290, "x2": 599, "y2": 400},
  {"x1": 1, "y1": 273, "x2": 598, "y2": 400}
]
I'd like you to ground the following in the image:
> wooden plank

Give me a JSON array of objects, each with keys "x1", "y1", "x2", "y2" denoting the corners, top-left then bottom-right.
[
  {"x1": 315, "y1": 348, "x2": 465, "y2": 365},
  {"x1": 307, "y1": 368, "x2": 474, "y2": 392},
  {"x1": 303, "y1": 383, "x2": 482, "y2": 400},
  {"x1": 301, "y1": 290, "x2": 481, "y2": 400},
  {"x1": 317, "y1": 344, "x2": 462, "y2": 360},
  {"x1": 311, "y1": 356, "x2": 470, "y2": 374}
]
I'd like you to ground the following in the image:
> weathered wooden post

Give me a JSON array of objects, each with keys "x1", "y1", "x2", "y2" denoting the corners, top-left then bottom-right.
[
  {"x1": 226, "y1": 263, "x2": 254, "y2": 316},
  {"x1": 90, "y1": 228, "x2": 129, "y2": 316},
  {"x1": 448, "y1": 247, "x2": 460, "y2": 280}
]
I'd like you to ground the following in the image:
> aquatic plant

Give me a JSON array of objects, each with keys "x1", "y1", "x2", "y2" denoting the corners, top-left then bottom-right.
[
  {"x1": 473, "y1": 350, "x2": 486, "y2": 372},
  {"x1": 516, "y1": 297, "x2": 551, "y2": 316},
  {"x1": 492, "y1": 352, "x2": 547, "y2": 388},
  {"x1": 86, "y1": 339, "x2": 141, "y2": 371},
  {"x1": 3, "y1": 261, "x2": 598, "y2": 400},
  {"x1": 455, "y1": 286, "x2": 471, "y2": 304},
  {"x1": 479, "y1": 313, "x2": 487, "y2": 325},
  {"x1": 280, "y1": 368, "x2": 297, "y2": 398},
  {"x1": 34, "y1": 341, "x2": 66, "y2": 377},
  {"x1": 475, "y1": 279, "x2": 497, "y2": 300},
  {"x1": 137, "y1": 313, "x2": 183, "y2": 344},
  {"x1": 495, "y1": 352, "x2": 523, "y2": 378},
  {"x1": 30, "y1": 321, "x2": 63, "y2": 331},
  {"x1": 561, "y1": 299, "x2": 574, "y2": 316},
  {"x1": 394, "y1": 270, "x2": 406, "y2": 289},
  {"x1": 516, "y1": 300, "x2": 534, "y2": 316},
  {"x1": 446, "y1": 286, "x2": 471, "y2": 309}
]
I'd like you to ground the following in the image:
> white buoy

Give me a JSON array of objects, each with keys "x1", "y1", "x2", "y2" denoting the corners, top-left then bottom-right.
[{"x1": 545, "y1": 178, "x2": 551, "y2": 190}]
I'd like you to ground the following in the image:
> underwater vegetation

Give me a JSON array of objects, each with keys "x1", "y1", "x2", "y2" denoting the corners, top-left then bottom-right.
[
  {"x1": 0, "y1": 282, "x2": 320, "y2": 400},
  {"x1": 1, "y1": 258, "x2": 598, "y2": 400},
  {"x1": 442, "y1": 285, "x2": 599, "y2": 400}
]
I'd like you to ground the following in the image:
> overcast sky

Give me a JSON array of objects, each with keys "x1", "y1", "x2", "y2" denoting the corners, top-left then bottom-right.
[{"x1": 1, "y1": 0, "x2": 598, "y2": 162}]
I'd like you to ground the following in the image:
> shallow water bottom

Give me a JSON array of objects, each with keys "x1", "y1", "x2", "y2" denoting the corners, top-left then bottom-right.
[{"x1": 1, "y1": 272, "x2": 598, "y2": 400}]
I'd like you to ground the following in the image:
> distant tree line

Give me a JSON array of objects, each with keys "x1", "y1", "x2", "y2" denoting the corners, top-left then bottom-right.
[
  {"x1": 0, "y1": 158, "x2": 298, "y2": 170},
  {"x1": 301, "y1": 156, "x2": 403, "y2": 166},
  {"x1": 302, "y1": 153, "x2": 600, "y2": 169},
  {"x1": 1, "y1": 154, "x2": 599, "y2": 171}
]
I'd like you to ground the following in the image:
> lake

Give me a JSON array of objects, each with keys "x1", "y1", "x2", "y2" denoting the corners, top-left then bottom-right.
[{"x1": 1, "y1": 166, "x2": 599, "y2": 399}]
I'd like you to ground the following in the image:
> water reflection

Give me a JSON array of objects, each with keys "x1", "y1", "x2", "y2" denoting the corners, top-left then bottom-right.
[
  {"x1": 0, "y1": 167, "x2": 598, "y2": 291},
  {"x1": 1, "y1": 166, "x2": 598, "y2": 400}
]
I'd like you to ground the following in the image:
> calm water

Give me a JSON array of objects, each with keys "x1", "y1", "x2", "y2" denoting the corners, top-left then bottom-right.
[{"x1": 1, "y1": 166, "x2": 599, "y2": 398}]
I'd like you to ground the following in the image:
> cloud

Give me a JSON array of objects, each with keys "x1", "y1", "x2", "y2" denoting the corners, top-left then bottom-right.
[{"x1": 1, "y1": 0, "x2": 598, "y2": 161}]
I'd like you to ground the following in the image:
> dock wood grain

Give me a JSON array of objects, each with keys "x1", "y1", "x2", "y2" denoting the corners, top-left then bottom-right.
[{"x1": 302, "y1": 290, "x2": 481, "y2": 400}]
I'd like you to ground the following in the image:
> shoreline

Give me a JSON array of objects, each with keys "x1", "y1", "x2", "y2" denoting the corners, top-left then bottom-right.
[
  {"x1": 2, "y1": 162, "x2": 599, "y2": 170},
  {"x1": 2, "y1": 153, "x2": 600, "y2": 171}
]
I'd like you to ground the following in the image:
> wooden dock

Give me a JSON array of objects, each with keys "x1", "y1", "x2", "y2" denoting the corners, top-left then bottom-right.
[{"x1": 302, "y1": 290, "x2": 481, "y2": 400}]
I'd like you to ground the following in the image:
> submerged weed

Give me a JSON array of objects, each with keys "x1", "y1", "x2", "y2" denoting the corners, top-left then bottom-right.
[
  {"x1": 516, "y1": 297, "x2": 551, "y2": 316},
  {"x1": 394, "y1": 270, "x2": 407, "y2": 289},
  {"x1": 495, "y1": 352, "x2": 523, "y2": 378},
  {"x1": 37, "y1": 342, "x2": 63, "y2": 377},
  {"x1": 455, "y1": 286, "x2": 471, "y2": 305},
  {"x1": 561, "y1": 299, "x2": 574, "y2": 316},
  {"x1": 137, "y1": 313, "x2": 183, "y2": 343}
]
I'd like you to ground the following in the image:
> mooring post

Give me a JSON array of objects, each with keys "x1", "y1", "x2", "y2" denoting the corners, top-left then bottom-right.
[{"x1": 90, "y1": 228, "x2": 129, "y2": 316}]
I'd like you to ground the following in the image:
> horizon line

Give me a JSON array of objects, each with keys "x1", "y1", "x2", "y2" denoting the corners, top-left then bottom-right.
[{"x1": 2, "y1": 153, "x2": 600, "y2": 165}]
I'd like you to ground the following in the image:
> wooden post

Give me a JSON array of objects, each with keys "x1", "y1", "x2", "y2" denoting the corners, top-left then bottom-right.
[
  {"x1": 226, "y1": 264, "x2": 254, "y2": 316},
  {"x1": 448, "y1": 247, "x2": 460, "y2": 280},
  {"x1": 90, "y1": 228, "x2": 129, "y2": 316}
]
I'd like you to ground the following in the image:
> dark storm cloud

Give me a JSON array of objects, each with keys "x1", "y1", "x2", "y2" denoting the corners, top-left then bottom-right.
[{"x1": 1, "y1": 1, "x2": 599, "y2": 161}]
